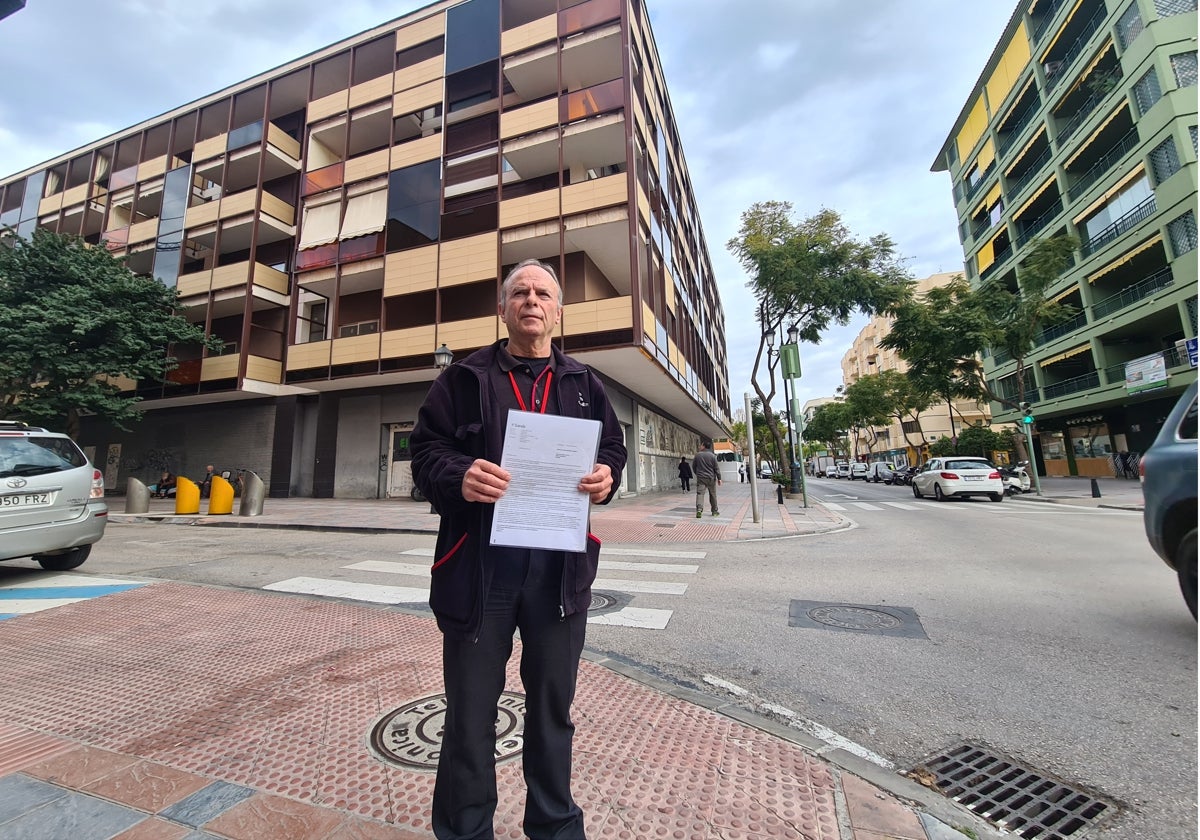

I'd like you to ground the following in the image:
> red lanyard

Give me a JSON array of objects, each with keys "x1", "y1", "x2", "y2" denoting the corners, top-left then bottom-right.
[{"x1": 508, "y1": 369, "x2": 552, "y2": 414}]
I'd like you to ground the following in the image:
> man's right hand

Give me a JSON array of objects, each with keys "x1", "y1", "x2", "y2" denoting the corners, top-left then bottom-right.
[{"x1": 462, "y1": 459, "x2": 511, "y2": 503}]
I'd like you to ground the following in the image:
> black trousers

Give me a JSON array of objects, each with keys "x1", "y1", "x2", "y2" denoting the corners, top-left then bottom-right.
[{"x1": 433, "y1": 559, "x2": 588, "y2": 840}]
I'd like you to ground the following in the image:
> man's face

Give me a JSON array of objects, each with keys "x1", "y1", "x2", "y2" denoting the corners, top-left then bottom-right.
[{"x1": 501, "y1": 266, "x2": 562, "y2": 344}]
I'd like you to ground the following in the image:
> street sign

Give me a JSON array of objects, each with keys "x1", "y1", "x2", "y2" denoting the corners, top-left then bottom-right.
[
  {"x1": 781, "y1": 344, "x2": 801, "y2": 379},
  {"x1": 1186, "y1": 337, "x2": 1198, "y2": 368}
]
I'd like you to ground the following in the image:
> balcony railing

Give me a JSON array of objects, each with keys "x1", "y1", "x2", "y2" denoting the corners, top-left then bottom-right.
[
  {"x1": 1081, "y1": 195, "x2": 1157, "y2": 256},
  {"x1": 963, "y1": 165, "x2": 995, "y2": 202},
  {"x1": 1033, "y1": 0, "x2": 1069, "y2": 43},
  {"x1": 1016, "y1": 203, "x2": 1062, "y2": 246},
  {"x1": 1045, "y1": 6, "x2": 1108, "y2": 93},
  {"x1": 993, "y1": 348, "x2": 1013, "y2": 365},
  {"x1": 998, "y1": 100, "x2": 1042, "y2": 153},
  {"x1": 981, "y1": 244, "x2": 1013, "y2": 279},
  {"x1": 1008, "y1": 145, "x2": 1053, "y2": 197},
  {"x1": 1091, "y1": 266, "x2": 1174, "y2": 318},
  {"x1": 1035, "y1": 311, "x2": 1087, "y2": 346},
  {"x1": 1055, "y1": 84, "x2": 1112, "y2": 147},
  {"x1": 1103, "y1": 344, "x2": 1187, "y2": 385},
  {"x1": 1042, "y1": 370, "x2": 1100, "y2": 399},
  {"x1": 1067, "y1": 128, "x2": 1139, "y2": 201}
]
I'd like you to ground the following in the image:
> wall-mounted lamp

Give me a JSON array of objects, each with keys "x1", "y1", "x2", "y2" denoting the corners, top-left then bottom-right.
[{"x1": 434, "y1": 343, "x2": 454, "y2": 369}]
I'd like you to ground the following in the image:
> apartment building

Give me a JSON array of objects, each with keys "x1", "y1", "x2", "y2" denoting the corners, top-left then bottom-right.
[
  {"x1": 841, "y1": 272, "x2": 992, "y2": 466},
  {"x1": 932, "y1": 0, "x2": 1197, "y2": 477},
  {"x1": 0, "y1": 0, "x2": 730, "y2": 498}
]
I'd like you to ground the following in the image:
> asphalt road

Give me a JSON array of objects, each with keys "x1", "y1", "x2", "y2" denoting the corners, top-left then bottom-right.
[{"x1": 7, "y1": 486, "x2": 1195, "y2": 840}]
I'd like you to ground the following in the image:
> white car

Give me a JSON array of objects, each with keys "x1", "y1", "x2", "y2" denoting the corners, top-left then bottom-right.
[
  {"x1": 824, "y1": 463, "x2": 839, "y2": 478},
  {"x1": 834, "y1": 462, "x2": 850, "y2": 479},
  {"x1": 848, "y1": 462, "x2": 869, "y2": 481},
  {"x1": 912, "y1": 456, "x2": 1004, "y2": 502},
  {"x1": 867, "y1": 462, "x2": 898, "y2": 483}
]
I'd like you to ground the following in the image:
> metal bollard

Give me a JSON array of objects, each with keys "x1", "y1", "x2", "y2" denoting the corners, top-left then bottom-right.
[
  {"x1": 1090, "y1": 478, "x2": 1102, "y2": 498},
  {"x1": 239, "y1": 470, "x2": 266, "y2": 516},
  {"x1": 208, "y1": 475, "x2": 235, "y2": 515},
  {"x1": 125, "y1": 478, "x2": 150, "y2": 514},
  {"x1": 776, "y1": 484, "x2": 784, "y2": 505}
]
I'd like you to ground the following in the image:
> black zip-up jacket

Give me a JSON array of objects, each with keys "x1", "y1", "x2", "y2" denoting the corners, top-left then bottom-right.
[{"x1": 410, "y1": 340, "x2": 627, "y2": 641}]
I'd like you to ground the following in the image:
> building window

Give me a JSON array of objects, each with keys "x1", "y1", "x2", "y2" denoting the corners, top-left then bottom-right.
[
  {"x1": 1149, "y1": 136, "x2": 1182, "y2": 184},
  {"x1": 1154, "y1": 0, "x2": 1197, "y2": 16},
  {"x1": 901, "y1": 420, "x2": 921, "y2": 434},
  {"x1": 1168, "y1": 210, "x2": 1198, "y2": 257},
  {"x1": 1191, "y1": 125, "x2": 1198, "y2": 154},
  {"x1": 1132, "y1": 68, "x2": 1162, "y2": 116},
  {"x1": 386, "y1": 160, "x2": 441, "y2": 252},
  {"x1": 1116, "y1": 3, "x2": 1144, "y2": 50},
  {"x1": 445, "y1": 0, "x2": 500, "y2": 76},
  {"x1": 1171, "y1": 52, "x2": 1197, "y2": 88}
]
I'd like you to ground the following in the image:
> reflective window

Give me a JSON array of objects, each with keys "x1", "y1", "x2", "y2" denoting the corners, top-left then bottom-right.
[
  {"x1": 397, "y1": 38, "x2": 444, "y2": 71},
  {"x1": 445, "y1": 0, "x2": 500, "y2": 75},
  {"x1": 387, "y1": 161, "x2": 441, "y2": 251}
]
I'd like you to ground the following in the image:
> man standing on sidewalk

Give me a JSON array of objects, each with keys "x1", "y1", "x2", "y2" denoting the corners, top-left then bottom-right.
[
  {"x1": 693, "y1": 441, "x2": 721, "y2": 518},
  {"x1": 410, "y1": 258, "x2": 626, "y2": 840}
]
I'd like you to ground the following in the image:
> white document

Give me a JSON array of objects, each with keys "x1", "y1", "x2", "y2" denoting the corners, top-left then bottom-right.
[{"x1": 490, "y1": 411, "x2": 602, "y2": 553}]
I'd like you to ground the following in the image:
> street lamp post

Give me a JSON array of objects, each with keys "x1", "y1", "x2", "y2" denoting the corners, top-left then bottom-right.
[
  {"x1": 764, "y1": 325, "x2": 803, "y2": 498},
  {"x1": 433, "y1": 343, "x2": 454, "y2": 369}
]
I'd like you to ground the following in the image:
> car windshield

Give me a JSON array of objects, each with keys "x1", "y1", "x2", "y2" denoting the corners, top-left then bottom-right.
[
  {"x1": 944, "y1": 459, "x2": 993, "y2": 471},
  {"x1": 0, "y1": 437, "x2": 87, "y2": 478}
]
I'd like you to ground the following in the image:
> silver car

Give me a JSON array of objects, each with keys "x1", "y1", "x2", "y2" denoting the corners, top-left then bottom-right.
[
  {"x1": 0, "y1": 421, "x2": 107, "y2": 570},
  {"x1": 911, "y1": 456, "x2": 1004, "y2": 502}
]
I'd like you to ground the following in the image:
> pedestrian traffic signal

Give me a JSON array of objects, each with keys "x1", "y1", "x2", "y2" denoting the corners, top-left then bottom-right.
[{"x1": 1020, "y1": 401, "x2": 1034, "y2": 424}]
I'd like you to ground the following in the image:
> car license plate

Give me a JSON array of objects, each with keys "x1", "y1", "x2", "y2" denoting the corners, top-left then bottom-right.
[
  {"x1": 0, "y1": 492, "x2": 53, "y2": 508},
  {"x1": 963, "y1": 476, "x2": 984, "y2": 481}
]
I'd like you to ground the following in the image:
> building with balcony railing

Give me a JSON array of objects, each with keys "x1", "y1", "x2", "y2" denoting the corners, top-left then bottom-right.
[
  {"x1": 0, "y1": 0, "x2": 730, "y2": 498},
  {"x1": 933, "y1": 0, "x2": 1197, "y2": 478}
]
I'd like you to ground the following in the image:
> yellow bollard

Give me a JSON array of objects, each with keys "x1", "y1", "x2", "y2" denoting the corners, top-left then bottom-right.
[
  {"x1": 175, "y1": 477, "x2": 200, "y2": 514},
  {"x1": 208, "y1": 475, "x2": 234, "y2": 515}
]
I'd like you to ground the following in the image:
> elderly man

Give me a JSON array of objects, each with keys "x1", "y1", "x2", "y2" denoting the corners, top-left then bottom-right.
[{"x1": 411, "y1": 258, "x2": 627, "y2": 840}]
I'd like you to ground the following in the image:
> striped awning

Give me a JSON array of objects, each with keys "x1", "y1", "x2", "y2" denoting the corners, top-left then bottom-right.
[
  {"x1": 1040, "y1": 344, "x2": 1091, "y2": 366},
  {"x1": 1065, "y1": 104, "x2": 1128, "y2": 169},
  {"x1": 1087, "y1": 234, "x2": 1163, "y2": 282},
  {"x1": 1050, "y1": 284, "x2": 1079, "y2": 303},
  {"x1": 1073, "y1": 164, "x2": 1146, "y2": 224},
  {"x1": 1015, "y1": 175, "x2": 1058, "y2": 218}
]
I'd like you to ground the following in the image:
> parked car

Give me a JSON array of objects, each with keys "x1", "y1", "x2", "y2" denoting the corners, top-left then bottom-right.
[
  {"x1": 1140, "y1": 381, "x2": 1197, "y2": 619},
  {"x1": 911, "y1": 456, "x2": 1004, "y2": 502},
  {"x1": 834, "y1": 462, "x2": 850, "y2": 479},
  {"x1": 824, "y1": 463, "x2": 839, "y2": 478},
  {"x1": 760, "y1": 464, "x2": 774, "y2": 479},
  {"x1": 848, "y1": 462, "x2": 869, "y2": 481},
  {"x1": 0, "y1": 421, "x2": 107, "y2": 570},
  {"x1": 867, "y1": 462, "x2": 898, "y2": 483}
]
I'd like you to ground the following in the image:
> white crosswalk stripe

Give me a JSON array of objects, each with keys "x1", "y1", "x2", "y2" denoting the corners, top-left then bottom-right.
[{"x1": 265, "y1": 547, "x2": 704, "y2": 630}]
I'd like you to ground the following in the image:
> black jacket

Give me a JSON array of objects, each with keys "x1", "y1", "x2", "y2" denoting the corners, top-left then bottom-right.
[{"x1": 410, "y1": 340, "x2": 627, "y2": 641}]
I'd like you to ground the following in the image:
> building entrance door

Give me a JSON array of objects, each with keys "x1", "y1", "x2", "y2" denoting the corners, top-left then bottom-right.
[{"x1": 385, "y1": 422, "x2": 416, "y2": 499}]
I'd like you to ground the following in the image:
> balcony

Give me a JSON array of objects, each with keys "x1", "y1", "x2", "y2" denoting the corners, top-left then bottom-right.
[
  {"x1": 1042, "y1": 370, "x2": 1100, "y2": 399},
  {"x1": 1007, "y1": 144, "x2": 1053, "y2": 197},
  {"x1": 1035, "y1": 311, "x2": 1087, "y2": 346},
  {"x1": 1016, "y1": 202, "x2": 1062, "y2": 246},
  {"x1": 1067, "y1": 127, "x2": 1138, "y2": 201},
  {"x1": 1055, "y1": 87, "x2": 1110, "y2": 147},
  {"x1": 1080, "y1": 195, "x2": 1156, "y2": 257},
  {"x1": 1043, "y1": 6, "x2": 1107, "y2": 94},
  {"x1": 1032, "y1": 0, "x2": 1069, "y2": 43},
  {"x1": 193, "y1": 121, "x2": 302, "y2": 194},
  {"x1": 1091, "y1": 266, "x2": 1174, "y2": 318}
]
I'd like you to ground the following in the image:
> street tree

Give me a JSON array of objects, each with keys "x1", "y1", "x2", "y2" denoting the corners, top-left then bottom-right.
[
  {"x1": 0, "y1": 229, "x2": 217, "y2": 438},
  {"x1": 875, "y1": 369, "x2": 934, "y2": 454},
  {"x1": 840, "y1": 375, "x2": 896, "y2": 459},
  {"x1": 804, "y1": 401, "x2": 851, "y2": 459},
  {"x1": 728, "y1": 202, "x2": 912, "y2": 467},
  {"x1": 881, "y1": 234, "x2": 1078, "y2": 415}
]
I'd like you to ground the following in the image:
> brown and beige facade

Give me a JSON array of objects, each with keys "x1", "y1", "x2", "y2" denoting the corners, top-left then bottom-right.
[{"x1": 0, "y1": 0, "x2": 730, "y2": 498}]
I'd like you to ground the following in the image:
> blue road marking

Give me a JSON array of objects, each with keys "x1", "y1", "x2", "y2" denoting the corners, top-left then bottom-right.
[{"x1": 0, "y1": 584, "x2": 144, "y2": 600}]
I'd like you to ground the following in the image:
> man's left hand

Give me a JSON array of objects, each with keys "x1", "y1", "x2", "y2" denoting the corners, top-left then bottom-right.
[{"x1": 578, "y1": 463, "x2": 613, "y2": 503}]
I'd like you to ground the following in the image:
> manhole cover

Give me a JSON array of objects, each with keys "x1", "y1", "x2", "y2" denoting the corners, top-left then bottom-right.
[
  {"x1": 908, "y1": 742, "x2": 1114, "y2": 838},
  {"x1": 788, "y1": 600, "x2": 927, "y2": 639},
  {"x1": 369, "y1": 692, "x2": 525, "y2": 771},
  {"x1": 590, "y1": 591, "x2": 617, "y2": 611}
]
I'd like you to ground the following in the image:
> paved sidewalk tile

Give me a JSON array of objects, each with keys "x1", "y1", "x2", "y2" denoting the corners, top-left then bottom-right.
[
  {"x1": 0, "y1": 778, "x2": 144, "y2": 840},
  {"x1": 204, "y1": 791, "x2": 348, "y2": 839},
  {"x1": 79, "y1": 758, "x2": 211, "y2": 813},
  {"x1": 159, "y1": 780, "x2": 256, "y2": 827},
  {"x1": 842, "y1": 772, "x2": 926, "y2": 839}
]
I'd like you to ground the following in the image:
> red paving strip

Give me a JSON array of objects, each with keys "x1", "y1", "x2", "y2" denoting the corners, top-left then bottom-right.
[
  {"x1": 0, "y1": 581, "x2": 934, "y2": 838},
  {"x1": 0, "y1": 722, "x2": 75, "y2": 776}
]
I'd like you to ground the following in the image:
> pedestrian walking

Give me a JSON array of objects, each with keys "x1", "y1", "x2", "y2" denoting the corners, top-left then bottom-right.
[
  {"x1": 692, "y1": 441, "x2": 721, "y2": 518},
  {"x1": 410, "y1": 258, "x2": 627, "y2": 840},
  {"x1": 738, "y1": 462, "x2": 746, "y2": 483},
  {"x1": 677, "y1": 456, "x2": 692, "y2": 492}
]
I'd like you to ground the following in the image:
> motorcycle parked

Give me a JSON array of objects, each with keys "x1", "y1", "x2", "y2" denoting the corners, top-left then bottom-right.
[
  {"x1": 895, "y1": 466, "x2": 920, "y2": 486},
  {"x1": 999, "y1": 460, "x2": 1032, "y2": 495}
]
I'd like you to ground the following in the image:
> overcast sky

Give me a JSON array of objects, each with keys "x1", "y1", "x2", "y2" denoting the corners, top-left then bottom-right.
[{"x1": 0, "y1": 0, "x2": 1016, "y2": 418}]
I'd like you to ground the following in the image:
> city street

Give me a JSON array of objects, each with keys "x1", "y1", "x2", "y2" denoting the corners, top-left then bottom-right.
[{"x1": 0, "y1": 485, "x2": 1193, "y2": 839}]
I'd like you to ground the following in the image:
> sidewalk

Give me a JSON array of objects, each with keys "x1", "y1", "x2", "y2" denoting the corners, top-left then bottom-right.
[{"x1": 5, "y1": 479, "x2": 1118, "y2": 839}]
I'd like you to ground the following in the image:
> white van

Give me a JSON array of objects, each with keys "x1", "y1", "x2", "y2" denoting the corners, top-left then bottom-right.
[{"x1": 834, "y1": 462, "x2": 850, "y2": 479}]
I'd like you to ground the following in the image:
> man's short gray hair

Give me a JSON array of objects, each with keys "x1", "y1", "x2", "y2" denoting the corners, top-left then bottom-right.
[{"x1": 501, "y1": 258, "x2": 563, "y2": 306}]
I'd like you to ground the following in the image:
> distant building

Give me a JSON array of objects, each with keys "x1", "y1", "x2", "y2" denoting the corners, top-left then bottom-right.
[
  {"x1": 932, "y1": 0, "x2": 1197, "y2": 477},
  {"x1": 0, "y1": 0, "x2": 731, "y2": 497},
  {"x1": 841, "y1": 272, "x2": 991, "y2": 466}
]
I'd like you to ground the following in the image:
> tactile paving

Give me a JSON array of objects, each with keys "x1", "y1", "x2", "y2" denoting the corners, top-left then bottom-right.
[{"x1": 0, "y1": 581, "x2": 900, "y2": 837}]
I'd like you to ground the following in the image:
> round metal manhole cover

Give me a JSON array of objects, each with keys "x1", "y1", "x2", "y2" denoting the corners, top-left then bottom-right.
[
  {"x1": 369, "y1": 691, "x2": 525, "y2": 771},
  {"x1": 590, "y1": 591, "x2": 618, "y2": 611},
  {"x1": 807, "y1": 605, "x2": 903, "y2": 631}
]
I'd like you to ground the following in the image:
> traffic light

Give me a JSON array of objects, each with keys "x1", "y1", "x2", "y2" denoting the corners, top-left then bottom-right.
[{"x1": 1020, "y1": 401, "x2": 1034, "y2": 424}]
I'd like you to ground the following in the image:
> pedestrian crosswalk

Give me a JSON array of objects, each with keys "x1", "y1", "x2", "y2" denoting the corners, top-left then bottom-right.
[
  {"x1": 0, "y1": 574, "x2": 146, "y2": 620},
  {"x1": 263, "y1": 546, "x2": 702, "y2": 630},
  {"x1": 820, "y1": 498, "x2": 1137, "y2": 516}
]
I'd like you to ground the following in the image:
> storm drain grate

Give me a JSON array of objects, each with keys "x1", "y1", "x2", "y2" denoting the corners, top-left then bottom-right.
[{"x1": 911, "y1": 742, "x2": 1113, "y2": 839}]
